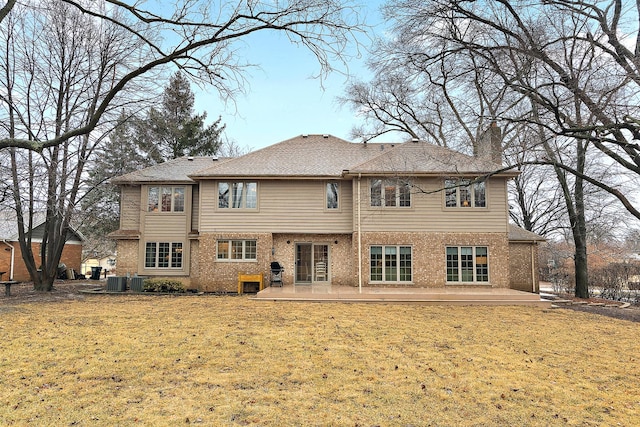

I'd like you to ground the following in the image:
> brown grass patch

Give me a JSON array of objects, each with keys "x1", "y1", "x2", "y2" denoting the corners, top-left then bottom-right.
[{"x1": 0, "y1": 295, "x2": 638, "y2": 425}]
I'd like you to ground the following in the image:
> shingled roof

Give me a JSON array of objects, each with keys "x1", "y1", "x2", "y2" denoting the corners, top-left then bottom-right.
[
  {"x1": 0, "y1": 211, "x2": 84, "y2": 242},
  {"x1": 111, "y1": 156, "x2": 229, "y2": 184},
  {"x1": 190, "y1": 134, "x2": 515, "y2": 179},
  {"x1": 111, "y1": 134, "x2": 516, "y2": 183},
  {"x1": 190, "y1": 135, "x2": 384, "y2": 178},
  {"x1": 346, "y1": 139, "x2": 513, "y2": 176},
  {"x1": 508, "y1": 224, "x2": 546, "y2": 242}
]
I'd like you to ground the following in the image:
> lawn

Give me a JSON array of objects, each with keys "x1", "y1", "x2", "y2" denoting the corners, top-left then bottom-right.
[{"x1": 0, "y1": 295, "x2": 638, "y2": 426}]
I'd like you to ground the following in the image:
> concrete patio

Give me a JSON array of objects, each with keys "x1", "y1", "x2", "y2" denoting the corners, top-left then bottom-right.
[{"x1": 253, "y1": 284, "x2": 551, "y2": 306}]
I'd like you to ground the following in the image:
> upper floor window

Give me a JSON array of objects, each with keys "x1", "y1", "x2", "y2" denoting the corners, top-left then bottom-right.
[
  {"x1": 326, "y1": 181, "x2": 339, "y2": 209},
  {"x1": 218, "y1": 182, "x2": 257, "y2": 209},
  {"x1": 445, "y1": 179, "x2": 486, "y2": 208},
  {"x1": 148, "y1": 186, "x2": 185, "y2": 212},
  {"x1": 370, "y1": 179, "x2": 411, "y2": 207}
]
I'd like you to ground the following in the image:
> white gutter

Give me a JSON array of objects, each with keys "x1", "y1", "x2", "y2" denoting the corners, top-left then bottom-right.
[
  {"x1": 357, "y1": 174, "x2": 362, "y2": 293},
  {"x1": 2, "y1": 240, "x2": 15, "y2": 281}
]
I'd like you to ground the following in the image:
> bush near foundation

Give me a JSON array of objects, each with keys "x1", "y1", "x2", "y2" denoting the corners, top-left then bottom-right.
[{"x1": 143, "y1": 278, "x2": 185, "y2": 293}]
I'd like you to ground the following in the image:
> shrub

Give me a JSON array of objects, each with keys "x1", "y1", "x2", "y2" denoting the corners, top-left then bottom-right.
[
  {"x1": 143, "y1": 278, "x2": 185, "y2": 293},
  {"x1": 589, "y1": 262, "x2": 640, "y2": 301}
]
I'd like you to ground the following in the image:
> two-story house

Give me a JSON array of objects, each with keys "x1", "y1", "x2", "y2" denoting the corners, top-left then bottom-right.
[{"x1": 110, "y1": 132, "x2": 543, "y2": 293}]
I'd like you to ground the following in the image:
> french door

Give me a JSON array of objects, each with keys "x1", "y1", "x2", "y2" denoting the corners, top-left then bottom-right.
[{"x1": 295, "y1": 243, "x2": 329, "y2": 284}]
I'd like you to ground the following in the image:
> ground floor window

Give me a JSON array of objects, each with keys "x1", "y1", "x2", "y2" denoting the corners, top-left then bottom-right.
[
  {"x1": 370, "y1": 245, "x2": 412, "y2": 283},
  {"x1": 446, "y1": 246, "x2": 488, "y2": 282},
  {"x1": 145, "y1": 242, "x2": 183, "y2": 268},
  {"x1": 217, "y1": 239, "x2": 257, "y2": 261}
]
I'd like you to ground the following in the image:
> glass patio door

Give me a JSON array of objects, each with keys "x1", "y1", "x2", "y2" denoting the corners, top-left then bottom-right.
[{"x1": 295, "y1": 243, "x2": 329, "y2": 284}]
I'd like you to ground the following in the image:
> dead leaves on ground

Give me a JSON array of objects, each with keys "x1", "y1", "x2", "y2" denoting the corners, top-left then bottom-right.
[{"x1": 0, "y1": 296, "x2": 638, "y2": 425}]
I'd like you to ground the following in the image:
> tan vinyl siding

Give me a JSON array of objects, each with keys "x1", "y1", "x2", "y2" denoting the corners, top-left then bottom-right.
[
  {"x1": 355, "y1": 176, "x2": 509, "y2": 233},
  {"x1": 139, "y1": 185, "x2": 193, "y2": 275},
  {"x1": 143, "y1": 214, "x2": 189, "y2": 238},
  {"x1": 199, "y1": 180, "x2": 354, "y2": 233},
  {"x1": 120, "y1": 185, "x2": 141, "y2": 230},
  {"x1": 191, "y1": 185, "x2": 199, "y2": 232},
  {"x1": 140, "y1": 185, "x2": 193, "y2": 238}
]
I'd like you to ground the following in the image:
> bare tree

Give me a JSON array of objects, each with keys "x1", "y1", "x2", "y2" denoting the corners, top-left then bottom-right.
[
  {"x1": 413, "y1": 0, "x2": 640, "y2": 219},
  {"x1": 1, "y1": 1, "x2": 153, "y2": 289},
  {"x1": 343, "y1": 0, "x2": 639, "y2": 297},
  {"x1": 0, "y1": 0, "x2": 363, "y2": 290},
  {"x1": 0, "y1": 0, "x2": 363, "y2": 151},
  {"x1": 506, "y1": 131, "x2": 567, "y2": 237},
  {"x1": 218, "y1": 136, "x2": 252, "y2": 158}
]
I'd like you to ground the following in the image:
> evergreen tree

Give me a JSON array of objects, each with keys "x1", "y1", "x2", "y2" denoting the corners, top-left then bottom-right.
[
  {"x1": 80, "y1": 111, "x2": 150, "y2": 257},
  {"x1": 139, "y1": 72, "x2": 225, "y2": 162}
]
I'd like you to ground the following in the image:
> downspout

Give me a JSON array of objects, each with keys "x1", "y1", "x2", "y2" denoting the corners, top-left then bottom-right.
[
  {"x1": 2, "y1": 240, "x2": 15, "y2": 280},
  {"x1": 357, "y1": 174, "x2": 362, "y2": 293},
  {"x1": 531, "y1": 243, "x2": 536, "y2": 293}
]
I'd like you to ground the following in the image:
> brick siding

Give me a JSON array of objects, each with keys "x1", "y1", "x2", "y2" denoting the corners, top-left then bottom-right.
[
  {"x1": 114, "y1": 240, "x2": 139, "y2": 277},
  {"x1": 508, "y1": 242, "x2": 540, "y2": 292},
  {"x1": 271, "y1": 233, "x2": 354, "y2": 287},
  {"x1": 354, "y1": 231, "x2": 511, "y2": 288},
  {"x1": 192, "y1": 232, "x2": 273, "y2": 292},
  {"x1": 0, "y1": 241, "x2": 82, "y2": 282},
  {"x1": 114, "y1": 231, "x2": 536, "y2": 293}
]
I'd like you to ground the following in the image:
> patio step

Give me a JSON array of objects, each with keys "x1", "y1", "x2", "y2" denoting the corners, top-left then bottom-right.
[{"x1": 252, "y1": 285, "x2": 551, "y2": 306}]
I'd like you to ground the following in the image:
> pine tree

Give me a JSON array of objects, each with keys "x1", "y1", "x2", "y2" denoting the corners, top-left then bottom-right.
[
  {"x1": 139, "y1": 72, "x2": 224, "y2": 162},
  {"x1": 80, "y1": 111, "x2": 150, "y2": 257}
]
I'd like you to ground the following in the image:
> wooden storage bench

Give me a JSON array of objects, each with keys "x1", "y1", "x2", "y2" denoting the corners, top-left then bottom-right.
[{"x1": 237, "y1": 273, "x2": 264, "y2": 294}]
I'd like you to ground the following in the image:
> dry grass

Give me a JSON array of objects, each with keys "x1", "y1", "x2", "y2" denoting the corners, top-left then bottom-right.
[{"x1": 0, "y1": 295, "x2": 638, "y2": 426}]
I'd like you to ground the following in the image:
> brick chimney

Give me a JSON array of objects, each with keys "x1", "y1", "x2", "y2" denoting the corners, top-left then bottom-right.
[{"x1": 474, "y1": 121, "x2": 502, "y2": 165}]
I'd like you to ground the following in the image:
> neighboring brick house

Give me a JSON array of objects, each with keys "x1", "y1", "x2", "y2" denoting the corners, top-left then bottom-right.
[
  {"x1": 110, "y1": 133, "x2": 543, "y2": 293},
  {"x1": 0, "y1": 216, "x2": 84, "y2": 282}
]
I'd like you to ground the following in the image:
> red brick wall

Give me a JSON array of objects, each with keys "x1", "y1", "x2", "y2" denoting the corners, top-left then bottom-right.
[
  {"x1": 0, "y1": 242, "x2": 11, "y2": 280},
  {"x1": 0, "y1": 241, "x2": 82, "y2": 282}
]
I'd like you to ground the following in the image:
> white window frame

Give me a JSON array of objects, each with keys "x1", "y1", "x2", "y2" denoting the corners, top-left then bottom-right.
[
  {"x1": 216, "y1": 239, "x2": 257, "y2": 261},
  {"x1": 444, "y1": 179, "x2": 486, "y2": 208},
  {"x1": 370, "y1": 179, "x2": 411, "y2": 208},
  {"x1": 145, "y1": 242, "x2": 183, "y2": 269},
  {"x1": 369, "y1": 245, "x2": 412, "y2": 283},
  {"x1": 326, "y1": 181, "x2": 340, "y2": 210},
  {"x1": 147, "y1": 186, "x2": 185, "y2": 212},
  {"x1": 446, "y1": 246, "x2": 489, "y2": 283},
  {"x1": 218, "y1": 182, "x2": 258, "y2": 209}
]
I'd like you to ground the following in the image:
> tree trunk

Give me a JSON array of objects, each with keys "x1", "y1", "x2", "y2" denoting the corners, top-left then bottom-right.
[
  {"x1": 572, "y1": 139, "x2": 589, "y2": 298},
  {"x1": 574, "y1": 239, "x2": 589, "y2": 298}
]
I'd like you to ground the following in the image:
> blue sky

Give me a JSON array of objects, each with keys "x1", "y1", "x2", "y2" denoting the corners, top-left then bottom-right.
[{"x1": 193, "y1": 1, "x2": 403, "y2": 151}]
